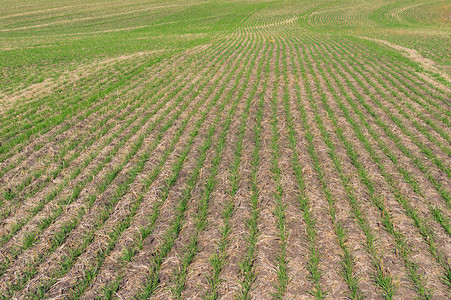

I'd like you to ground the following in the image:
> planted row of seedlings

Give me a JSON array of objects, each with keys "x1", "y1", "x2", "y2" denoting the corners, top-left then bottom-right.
[
  {"x1": 301, "y1": 36, "x2": 450, "y2": 295},
  {"x1": 0, "y1": 43, "x2": 212, "y2": 178},
  {"x1": 202, "y1": 38, "x2": 266, "y2": 300},
  {"x1": 296, "y1": 38, "x2": 398, "y2": 299},
  {"x1": 342, "y1": 39, "x2": 449, "y2": 164},
  {"x1": 0, "y1": 65, "x2": 177, "y2": 219},
  {"x1": 349, "y1": 45, "x2": 451, "y2": 141},
  {"x1": 17, "y1": 33, "x2": 256, "y2": 299},
  {"x1": 320, "y1": 41, "x2": 451, "y2": 288},
  {"x1": 303, "y1": 39, "x2": 435, "y2": 298},
  {"x1": 154, "y1": 33, "x2": 269, "y2": 300},
  {"x1": 0, "y1": 54, "x2": 159, "y2": 162},
  {"x1": 283, "y1": 36, "x2": 365, "y2": 299},
  {"x1": 90, "y1": 34, "x2": 261, "y2": 300},
  {"x1": 352, "y1": 37, "x2": 451, "y2": 109},
  {"x1": 268, "y1": 38, "x2": 290, "y2": 299},
  {"x1": 234, "y1": 58, "x2": 265, "y2": 300},
  {"x1": 235, "y1": 29, "x2": 284, "y2": 299},
  {"x1": 193, "y1": 24, "x2": 270, "y2": 299},
  {"x1": 1, "y1": 4, "x2": 449, "y2": 298},
  {"x1": 0, "y1": 49, "x2": 195, "y2": 185},
  {"x1": 149, "y1": 49, "x2": 259, "y2": 300},
  {"x1": 351, "y1": 39, "x2": 451, "y2": 122},
  {"x1": 0, "y1": 40, "x2": 231, "y2": 225},
  {"x1": 0, "y1": 38, "x2": 238, "y2": 263},
  {"x1": 248, "y1": 21, "x2": 365, "y2": 299},
  {"x1": 0, "y1": 58, "x2": 172, "y2": 209},
  {"x1": 0, "y1": 36, "x2": 249, "y2": 298},
  {"x1": 234, "y1": 28, "x2": 276, "y2": 299},
  {"x1": 326, "y1": 39, "x2": 451, "y2": 218},
  {"x1": 237, "y1": 27, "x2": 283, "y2": 298},
  {"x1": 0, "y1": 52, "x2": 181, "y2": 181},
  {"x1": 328, "y1": 40, "x2": 451, "y2": 220}
]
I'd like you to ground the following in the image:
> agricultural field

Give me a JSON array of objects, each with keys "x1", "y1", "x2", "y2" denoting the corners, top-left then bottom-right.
[{"x1": 0, "y1": 0, "x2": 450, "y2": 299}]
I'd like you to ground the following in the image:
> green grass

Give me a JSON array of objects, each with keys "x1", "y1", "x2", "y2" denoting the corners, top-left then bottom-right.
[{"x1": 1, "y1": 0, "x2": 449, "y2": 298}]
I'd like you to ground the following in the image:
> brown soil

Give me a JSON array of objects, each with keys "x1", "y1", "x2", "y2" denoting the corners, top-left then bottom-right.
[{"x1": 2, "y1": 3, "x2": 450, "y2": 299}]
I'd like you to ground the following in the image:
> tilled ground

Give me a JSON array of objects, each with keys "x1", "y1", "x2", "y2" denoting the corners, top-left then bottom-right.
[{"x1": 1, "y1": 0, "x2": 450, "y2": 299}]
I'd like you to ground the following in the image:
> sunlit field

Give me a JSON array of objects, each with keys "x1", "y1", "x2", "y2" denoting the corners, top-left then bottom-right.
[{"x1": 0, "y1": 0, "x2": 450, "y2": 299}]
